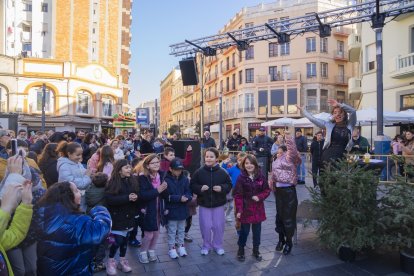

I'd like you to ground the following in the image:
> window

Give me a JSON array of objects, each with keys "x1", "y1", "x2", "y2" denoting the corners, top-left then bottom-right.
[
  {"x1": 41, "y1": 3, "x2": 48, "y2": 12},
  {"x1": 22, "y1": 25, "x2": 31, "y2": 32},
  {"x1": 320, "y1": 89, "x2": 329, "y2": 112},
  {"x1": 91, "y1": 41, "x2": 97, "y2": 61},
  {"x1": 306, "y1": 37, "x2": 316, "y2": 52},
  {"x1": 77, "y1": 91, "x2": 92, "y2": 115},
  {"x1": 320, "y1": 37, "x2": 328, "y2": 53},
  {"x1": 307, "y1": 63, "x2": 317, "y2": 78},
  {"x1": 269, "y1": 42, "x2": 278, "y2": 57},
  {"x1": 411, "y1": 27, "x2": 414, "y2": 53},
  {"x1": 238, "y1": 70, "x2": 242, "y2": 84},
  {"x1": 226, "y1": 77, "x2": 230, "y2": 92},
  {"x1": 232, "y1": 53, "x2": 236, "y2": 67},
  {"x1": 245, "y1": 68, "x2": 254, "y2": 83},
  {"x1": 226, "y1": 57, "x2": 230, "y2": 71},
  {"x1": 337, "y1": 40, "x2": 345, "y2": 58},
  {"x1": 239, "y1": 50, "x2": 242, "y2": 62},
  {"x1": 0, "y1": 87, "x2": 8, "y2": 112},
  {"x1": 214, "y1": 65, "x2": 218, "y2": 78},
  {"x1": 269, "y1": 66, "x2": 278, "y2": 81},
  {"x1": 102, "y1": 96, "x2": 114, "y2": 117},
  {"x1": 307, "y1": 89, "x2": 317, "y2": 112},
  {"x1": 245, "y1": 22, "x2": 254, "y2": 28},
  {"x1": 321, "y1": 62, "x2": 328, "y2": 78},
  {"x1": 287, "y1": 88, "x2": 298, "y2": 114},
  {"x1": 401, "y1": 94, "x2": 414, "y2": 110},
  {"x1": 41, "y1": 23, "x2": 48, "y2": 36},
  {"x1": 245, "y1": 93, "x2": 254, "y2": 112},
  {"x1": 220, "y1": 80, "x2": 223, "y2": 92},
  {"x1": 258, "y1": 90, "x2": 268, "y2": 115},
  {"x1": 245, "y1": 45, "x2": 254, "y2": 60},
  {"x1": 220, "y1": 61, "x2": 223, "y2": 73},
  {"x1": 280, "y1": 43, "x2": 290, "y2": 56},
  {"x1": 232, "y1": 74, "x2": 236, "y2": 90},
  {"x1": 366, "y1": 44, "x2": 376, "y2": 71},
  {"x1": 245, "y1": 22, "x2": 255, "y2": 37},
  {"x1": 280, "y1": 16, "x2": 289, "y2": 31},
  {"x1": 281, "y1": 65, "x2": 291, "y2": 80},
  {"x1": 23, "y1": 43, "x2": 32, "y2": 52},
  {"x1": 29, "y1": 87, "x2": 54, "y2": 113},
  {"x1": 271, "y1": 89, "x2": 284, "y2": 114},
  {"x1": 214, "y1": 83, "x2": 218, "y2": 97},
  {"x1": 23, "y1": 3, "x2": 32, "y2": 11},
  {"x1": 337, "y1": 91, "x2": 346, "y2": 103}
]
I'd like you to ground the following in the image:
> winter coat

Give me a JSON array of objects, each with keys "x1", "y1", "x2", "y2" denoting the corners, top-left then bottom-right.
[
  {"x1": 30, "y1": 139, "x2": 46, "y2": 155},
  {"x1": 39, "y1": 158, "x2": 58, "y2": 188},
  {"x1": 201, "y1": 137, "x2": 216, "y2": 149},
  {"x1": 310, "y1": 139, "x2": 324, "y2": 164},
  {"x1": 87, "y1": 152, "x2": 100, "y2": 174},
  {"x1": 36, "y1": 205, "x2": 111, "y2": 276},
  {"x1": 85, "y1": 185, "x2": 106, "y2": 213},
  {"x1": 233, "y1": 171, "x2": 271, "y2": 224},
  {"x1": 164, "y1": 172, "x2": 192, "y2": 221},
  {"x1": 138, "y1": 172, "x2": 168, "y2": 231},
  {"x1": 190, "y1": 164, "x2": 232, "y2": 208},
  {"x1": 221, "y1": 163, "x2": 241, "y2": 188},
  {"x1": 160, "y1": 150, "x2": 193, "y2": 172},
  {"x1": 105, "y1": 177, "x2": 140, "y2": 231},
  {"x1": 251, "y1": 135, "x2": 273, "y2": 156},
  {"x1": 227, "y1": 137, "x2": 240, "y2": 151},
  {"x1": 237, "y1": 143, "x2": 252, "y2": 152},
  {"x1": 271, "y1": 137, "x2": 301, "y2": 186},
  {"x1": 140, "y1": 139, "x2": 154, "y2": 154},
  {"x1": 113, "y1": 148, "x2": 125, "y2": 160},
  {"x1": 81, "y1": 143, "x2": 97, "y2": 165},
  {"x1": 57, "y1": 157, "x2": 91, "y2": 190},
  {"x1": 350, "y1": 136, "x2": 371, "y2": 154},
  {"x1": 295, "y1": 135, "x2": 308, "y2": 153}
]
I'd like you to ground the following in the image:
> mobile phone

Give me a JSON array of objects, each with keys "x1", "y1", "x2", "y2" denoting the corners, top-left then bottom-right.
[{"x1": 11, "y1": 139, "x2": 18, "y2": 156}]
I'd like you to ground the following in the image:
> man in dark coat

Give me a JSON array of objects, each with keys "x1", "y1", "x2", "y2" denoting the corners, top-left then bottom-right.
[
  {"x1": 310, "y1": 131, "x2": 324, "y2": 187},
  {"x1": 201, "y1": 131, "x2": 216, "y2": 149},
  {"x1": 226, "y1": 132, "x2": 241, "y2": 152}
]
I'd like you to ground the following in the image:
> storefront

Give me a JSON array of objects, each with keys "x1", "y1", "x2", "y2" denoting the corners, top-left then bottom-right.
[
  {"x1": 113, "y1": 112, "x2": 136, "y2": 136},
  {"x1": 248, "y1": 122, "x2": 262, "y2": 141},
  {"x1": 225, "y1": 125, "x2": 232, "y2": 138},
  {"x1": 18, "y1": 115, "x2": 99, "y2": 133},
  {"x1": 100, "y1": 120, "x2": 115, "y2": 139}
]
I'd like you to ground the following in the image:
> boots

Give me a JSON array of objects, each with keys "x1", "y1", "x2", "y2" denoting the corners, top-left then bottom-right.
[
  {"x1": 283, "y1": 239, "x2": 293, "y2": 255},
  {"x1": 275, "y1": 234, "x2": 286, "y2": 252},
  {"x1": 237, "y1": 246, "x2": 245, "y2": 262},
  {"x1": 252, "y1": 246, "x2": 262, "y2": 261}
]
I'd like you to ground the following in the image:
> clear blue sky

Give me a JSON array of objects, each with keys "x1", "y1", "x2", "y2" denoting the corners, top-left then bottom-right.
[{"x1": 129, "y1": 0, "x2": 275, "y2": 108}]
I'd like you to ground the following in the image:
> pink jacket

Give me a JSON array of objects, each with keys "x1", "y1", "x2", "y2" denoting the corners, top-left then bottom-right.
[
  {"x1": 271, "y1": 137, "x2": 301, "y2": 186},
  {"x1": 87, "y1": 152, "x2": 100, "y2": 174}
]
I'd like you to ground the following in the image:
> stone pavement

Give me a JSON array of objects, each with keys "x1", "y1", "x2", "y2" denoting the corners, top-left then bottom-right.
[{"x1": 96, "y1": 179, "x2": 409, "y2": 276}]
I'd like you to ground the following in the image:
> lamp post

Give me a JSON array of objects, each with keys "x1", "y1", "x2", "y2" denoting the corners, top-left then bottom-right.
[{"x1": 41, "y1": 83, "x2": 46, "y2": 132}]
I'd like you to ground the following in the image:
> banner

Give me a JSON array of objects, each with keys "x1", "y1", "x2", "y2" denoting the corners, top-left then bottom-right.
[{"x1": 136, "y1": 108, "x2": 150, "y2": 128}]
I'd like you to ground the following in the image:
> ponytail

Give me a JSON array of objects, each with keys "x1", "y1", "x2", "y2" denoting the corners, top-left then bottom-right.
[{"x1": 57, "y1": 141, "x2": 81, "y2": 158}]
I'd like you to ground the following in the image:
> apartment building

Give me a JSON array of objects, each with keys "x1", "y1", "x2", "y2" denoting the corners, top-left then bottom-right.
[
  {"x1": 160, "y1": 68, "x2": 180, "y2": 132},
  {"x1": 0, "y1": 0, "x2": 132, "y2": 132},
  {"x1": 348, "y1": 10, "x2": 414, "y2": 139},
  {"x1": 163, "y1": 0, "x2": 353, "y2": 139}
]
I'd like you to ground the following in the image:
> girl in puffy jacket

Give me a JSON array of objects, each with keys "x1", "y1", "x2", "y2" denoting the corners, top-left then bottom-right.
[
  {"x1": 190, "y1": 147, "x2": 232, "y2": 256},
  {"x1": 269, "y1": 131, "x2": 301, "y2": 255},
  {"x1": 233, "y1": 154, "x2": 271, "y2": 262},
  {"x1": 105, "y1": 159, "x2": 139, "y2": 275},
  {"x1": 57, "y1": 142, "x2": 92, "y2": 211}
]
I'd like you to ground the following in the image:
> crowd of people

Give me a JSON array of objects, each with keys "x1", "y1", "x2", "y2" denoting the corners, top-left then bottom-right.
[{"x1": 0, "y1": 98, "x2": 413, "y2": 275}]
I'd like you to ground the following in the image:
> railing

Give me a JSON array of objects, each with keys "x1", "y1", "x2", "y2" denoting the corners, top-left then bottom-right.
[
  {"x1": 335, "y1": 75, "x2": 349, "y2": 85},
  {"x1": 332, "y1": 26, "x2": 351, "y2": 36},
  {"x1": 223, "y1": 109, "x2": 236, "y2": 119},
  {"x1": 256, "y1": 72, "x2": 299, "y2": 83},
  {"x1": 333, "y1": 50, "x2": 347, "y2": 60},
  {"x1": 184, "y1": 102, "x2": 193, "y2": 110},
  {"x1": 398, "y1": 53, "x2": 414, "y2": 70}
]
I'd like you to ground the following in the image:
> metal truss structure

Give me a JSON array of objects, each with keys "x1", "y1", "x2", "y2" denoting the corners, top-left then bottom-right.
[{"x1": 170, "y1": 0, "x2": 414, "y2": 56}]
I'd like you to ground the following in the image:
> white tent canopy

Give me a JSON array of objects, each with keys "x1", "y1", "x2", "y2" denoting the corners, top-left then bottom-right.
[
  {"x1": 356, "y1": 108, "x2": 412, "y2": 126},
  {"x1": 293, "y1": 112, "x2": 331, "y2": 127},
  {"x1": 261, "y1": 117, "x2": 297, "y2": 127}
]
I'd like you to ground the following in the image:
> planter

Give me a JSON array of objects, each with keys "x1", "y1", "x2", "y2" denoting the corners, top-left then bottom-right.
[
  {"x1": 337, "y1": 245, "x2": 356, "y2": 262},
  {"x1": 400, "y1": 249, "x2": 414, "y2": 274}
]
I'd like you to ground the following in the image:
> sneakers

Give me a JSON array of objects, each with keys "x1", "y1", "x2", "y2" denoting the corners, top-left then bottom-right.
[
  {"x1": 106, "y1": 258, "x2": 117, "y2": 276},
  {"x1": 148, "y1": 250, "x2": 157, "y2": 262},
  {"x1": 118, "y1": 258, "x2": 132, "y2": 273},
  {"x1": 200, "y1": 248, "x2": 209, "y2": 256},
  {"x1": 129, "y1": 239, "x2": 141, "y2": 247},
  {"x1": 283, "y1": 241, "x2": 292, "y2": 255},
  {"x1": 275, "y1": 240, "x2": 286, "y2": 252},
  {"x1": 177, "y1": 246, "x2": 188, "y2": 257},
  {"x1": 215, "y1": 248, "x2": 225, "y2": 256},
  {"x1": 92, "y1": 261, "x2": 105, "y2": 273},
  {"x1": 184, "y1": 233, "x2": 193, "y2": 242},
  {"x1": 138, "y1": 251, "x2": 149, "y2": 264},
  {"x1": 169, "y1": 248, "x2": 179, "y2": 259}
]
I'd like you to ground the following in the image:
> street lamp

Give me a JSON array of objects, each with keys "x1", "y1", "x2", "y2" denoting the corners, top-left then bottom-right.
[{"x1": 41, "y1": 83, "x2": 46, "y2": 132}]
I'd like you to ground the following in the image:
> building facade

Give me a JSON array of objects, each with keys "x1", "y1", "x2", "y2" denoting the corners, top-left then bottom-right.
[
  {"x1": 160, "y1": 68, "x2": 180, "y2": 133},
  {"x1": 0, "y1": 0, "x2": 132, "y2": 132},
  {"x1": 348, "y1": 7, "x2": 414, "y2": 139},
  {"x1": 161, "y1": 0, "x2": 353, "y2": 140}
]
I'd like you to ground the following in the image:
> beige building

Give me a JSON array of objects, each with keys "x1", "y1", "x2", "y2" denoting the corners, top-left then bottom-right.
[
  {"x1": 162, "y1": 0, "x2": 353, "y2": 140},
  {"x1": 160, "y1": 68, "x2": 180, "y2": 132},
  {"x1": 348, "y1": 11, "x2": 414, "y2": 140}
]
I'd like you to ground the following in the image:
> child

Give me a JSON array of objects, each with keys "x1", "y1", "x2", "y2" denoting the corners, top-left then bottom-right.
[
  {"x1": 85, "y1": 172, "x2": 108, "y2": 272},
  {"x1": 233, "y1": 154, "x2": 271, "y2": 262},
  {"x1": 105, "y1": 159, "x2": 139, "y2": 275},
  {"x1": 160, "y1": 146, "x2": 193, "y2": 172},
  {"x1": 190, "y1": 147, "x2": 232, "y2": 256},
  {"x1": 221, "y1": 152, "x2": 247, "y2": 223},
  {"x1": 183, "y1": 170, "x2": 197, "y2": 242},
  {"x1": 97, "y1": 145, "x2": 114, "y2": 177},
  {"x1": 138, "y1": 154, "x2": 168, "y2": 263}
]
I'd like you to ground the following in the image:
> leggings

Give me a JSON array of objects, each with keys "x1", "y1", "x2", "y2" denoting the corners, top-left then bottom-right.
[
  {"x1": 109, "y1": 234, "x2": 128, "y2": 258},
  {"x1": 185, "y1": 216, "x2": 193, "y2": 233},
  {"x1": 141, "y1": 230, "x2": 160, "y2": 251}
]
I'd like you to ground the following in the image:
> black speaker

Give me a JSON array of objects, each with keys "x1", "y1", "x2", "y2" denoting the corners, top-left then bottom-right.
[
  {"x1": 179, "y1": 58, "x2": 198, "y2": 86},
  {"x1": 171, "y1": 140, "x2": 201, "y2": 175}
]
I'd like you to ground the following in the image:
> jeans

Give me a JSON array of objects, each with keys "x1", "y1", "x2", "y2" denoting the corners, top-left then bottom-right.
[
  {"x1": 238, "y1": 223, "x2": 262, "y2": 247},
  {"x1": 274, "y1": 187, "x2": 298, "y2": 241},
  {"x1": 109, "y1": 233, "x2": 128, "y2": 258},
  {"x1": 167, "y1": 220, "x2": 186, "y2": 248},
  {"x1": 296, "y1": 154, "x2": 306, "y2": 181},
  {"x1": 7, "y1": 243, "x2": 37, "y2": 276}
]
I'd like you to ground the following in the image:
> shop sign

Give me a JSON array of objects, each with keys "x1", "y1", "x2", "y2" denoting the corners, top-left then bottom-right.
[
  {"x1": 248, "y1": 123, "x2": 262, "y2": 129},
  {"x1": 113, "y1": 121, "x2": 135, "y2": 128}
]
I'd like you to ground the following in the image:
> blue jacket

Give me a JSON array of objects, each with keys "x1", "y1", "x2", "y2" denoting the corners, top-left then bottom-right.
[
  {"x1": 221, "y1": 163, "x2": 241, "y2": 188},
  {"x1": 164, "y1": 172, "x2": 192, "y2": 221},
  {"x1": 36, "y1": 204, "x2": 111, "y2": 276}
]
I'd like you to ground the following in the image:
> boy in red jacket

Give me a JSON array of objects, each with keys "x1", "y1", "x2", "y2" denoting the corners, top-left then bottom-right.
[{"x1": 160, "y1": 146, "x2": 193, "y2": 171}]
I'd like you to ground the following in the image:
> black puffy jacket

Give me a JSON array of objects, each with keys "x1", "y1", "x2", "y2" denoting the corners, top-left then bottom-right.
[{"x1": 190, "y1": 164, "x2": 232, "y2": 208}]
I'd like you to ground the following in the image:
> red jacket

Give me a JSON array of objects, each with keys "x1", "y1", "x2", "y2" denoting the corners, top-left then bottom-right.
[
  {"x1": 233, "y1": 171, "x2": 271, "y2": 224},
  {"x1": 160, "y1": 150, "x2": 193, "y2": 172}
]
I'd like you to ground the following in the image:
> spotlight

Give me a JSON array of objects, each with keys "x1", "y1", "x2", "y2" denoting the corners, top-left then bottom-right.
[
  {"x1": 277, "y1": 33, "x2": 290, "y2": 44},
  {"x1": 319, "y1": 24, "x2": 331, "y2": 38},
  {"x1": 203, "y1": 47, "x2": 216, "y2": 56}
]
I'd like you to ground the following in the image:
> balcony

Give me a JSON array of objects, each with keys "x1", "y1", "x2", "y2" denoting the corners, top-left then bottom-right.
[
  {"x1": 204, "y1": 112, "x2": 219, "y2": 123},
  {"x1": 172, "y1": 105, "x2": 184, "y2": 114},
  {"x1": 183, "y1": 88, "x2": 193, "y2": 97},
  {"x1": 256, "y1": 72, "x2": 300, "y2": 84},
  {"x1": 332, "y1": 26, "x2": 351, "y2": 37},
  {"x1": 335, "y1": 75, "x2": 349, "y2": 85},
  {"x1": 333, "y1": 50, "x2": 347, "y2": 61},
  {"x1": 223, "y1": 109, "x2": 236, "y2": 120},
  {"x1": 389, "y1": 53, "x2": 414, "y2": 78},
  {"x1": 237, "y1": 107, "x2": 255, "y2": 116},
  {"x1": 184, "y1": 102, "x2": 193, "y2": 111},
  {"x1": 348, "y1": 77, "x2": 362, "y2": 94},
  {"x1": 348, "y1": 33, "x2": 361, "y2": 63}
]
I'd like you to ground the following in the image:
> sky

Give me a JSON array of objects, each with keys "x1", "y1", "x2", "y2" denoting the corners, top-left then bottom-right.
[{"x1": 129, "y1": 0, "x2": 276, "y2": 108}]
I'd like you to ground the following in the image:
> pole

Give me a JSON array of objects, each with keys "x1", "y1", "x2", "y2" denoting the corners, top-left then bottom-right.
[
  {"x1": 200, "y1": 54, "x2": 205, "y2": 165},
  {"x1": 219, "y1": 92, "x2": 223, "y2": 150},
  {"x1": 154, "y1": 99, "x2": 158, "y2": 138},
  {"x1": 41, "y1": 83, "x2": 46, "y2": 132}
]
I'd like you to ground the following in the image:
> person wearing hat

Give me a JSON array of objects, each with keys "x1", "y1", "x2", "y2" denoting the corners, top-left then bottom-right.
[
  {"x1": 226, "y1": 132, "x2": 241, "y2": 152},
  {"x1": 251, "y1": 127, "x2": 273, "y2": 175},
  {"x1": 164, "y1": 158, "x2": 192, "y2": 259}
]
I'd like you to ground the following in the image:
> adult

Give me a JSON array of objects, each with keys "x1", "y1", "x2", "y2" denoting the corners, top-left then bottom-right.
[
  {"x1": 269, "y1": 131, "x2": 301, "y2": 255},
  {"x1": 350, "y1": 128, "x2": 370, "y2": 154},
  {"x1": 310, "y1": 131, "x2": 324, "y2": 187},
  {"x1": 30, "y1": 131, "x2": 48, "y2": 155},
  {"x1": 295, "y1": 129, "x2": 308, "y2": 184},
  {"x1": 36, "y1": 182, "x2": 111, "y2": 276},
  {"x1": 400, "y1": 130, "x2": 414, "y2": 176},
  {"x1": 251, "y1": 127, "x2": 273, "y2": 176},
  {"x1": 81, "y1": 133, "x2": 98, "y2": 167},
  {"x1": 17, "y1": 129, "x2": 31, "y2": 146},
  {"x1": 74, "y1": 130, "x2": 86, "y2": 144},
  {"x1": 140, "y1": 130, "x2": 154, "y2": 155},
  {"x1": 0, "y1": 130, "x2": 11, "y2": 159},
  {"x1": 38, "y1": 143, "x2": 59, "y2": 188},
  {"x1": 297, "y1": 99, "x2": 356, "y2": 166},
  {"x1": 190, "y1": 147, "x2": 232, "y2": 256},
  {"x1": 201, "y1": 131, "x2": 216, "y2": 149},
  {"x1": 227, "y1": 132, "x2": 241, "y2": 152}
]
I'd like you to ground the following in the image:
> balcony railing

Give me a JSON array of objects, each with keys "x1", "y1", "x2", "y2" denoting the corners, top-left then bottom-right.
[
  {"x1": 256, "y1": 72, "x2": 300, "y2": 83},
  {"x1": 204, "y1": 112, "x2": 219, "y2": 123},
  {"x1": 335, "y1": 75, "x2": 349, "y2": 85},
  {"x1": 333, "y1": 50, "x2": 347, "y2": 60},
  {"x1": 184, "y1": 102, "x2": 193, "y2": 111},
  {"x1": 172, "y1": 105, "x2": 184, "y2": 114},
  {"x1": 223, "y1": 109, "x2": 236, "y2": 119},
  {"x1": 390, "y1": 53, "x2": 414, "y2": 78},
  {"x1": 333, "y1": 26, "x2": 351, "y2": 36}
]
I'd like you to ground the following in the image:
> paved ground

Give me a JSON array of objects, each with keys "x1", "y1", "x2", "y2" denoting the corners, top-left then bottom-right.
[{"x1": 96, "y1": 177, "x2": 409, "y2": 276}]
